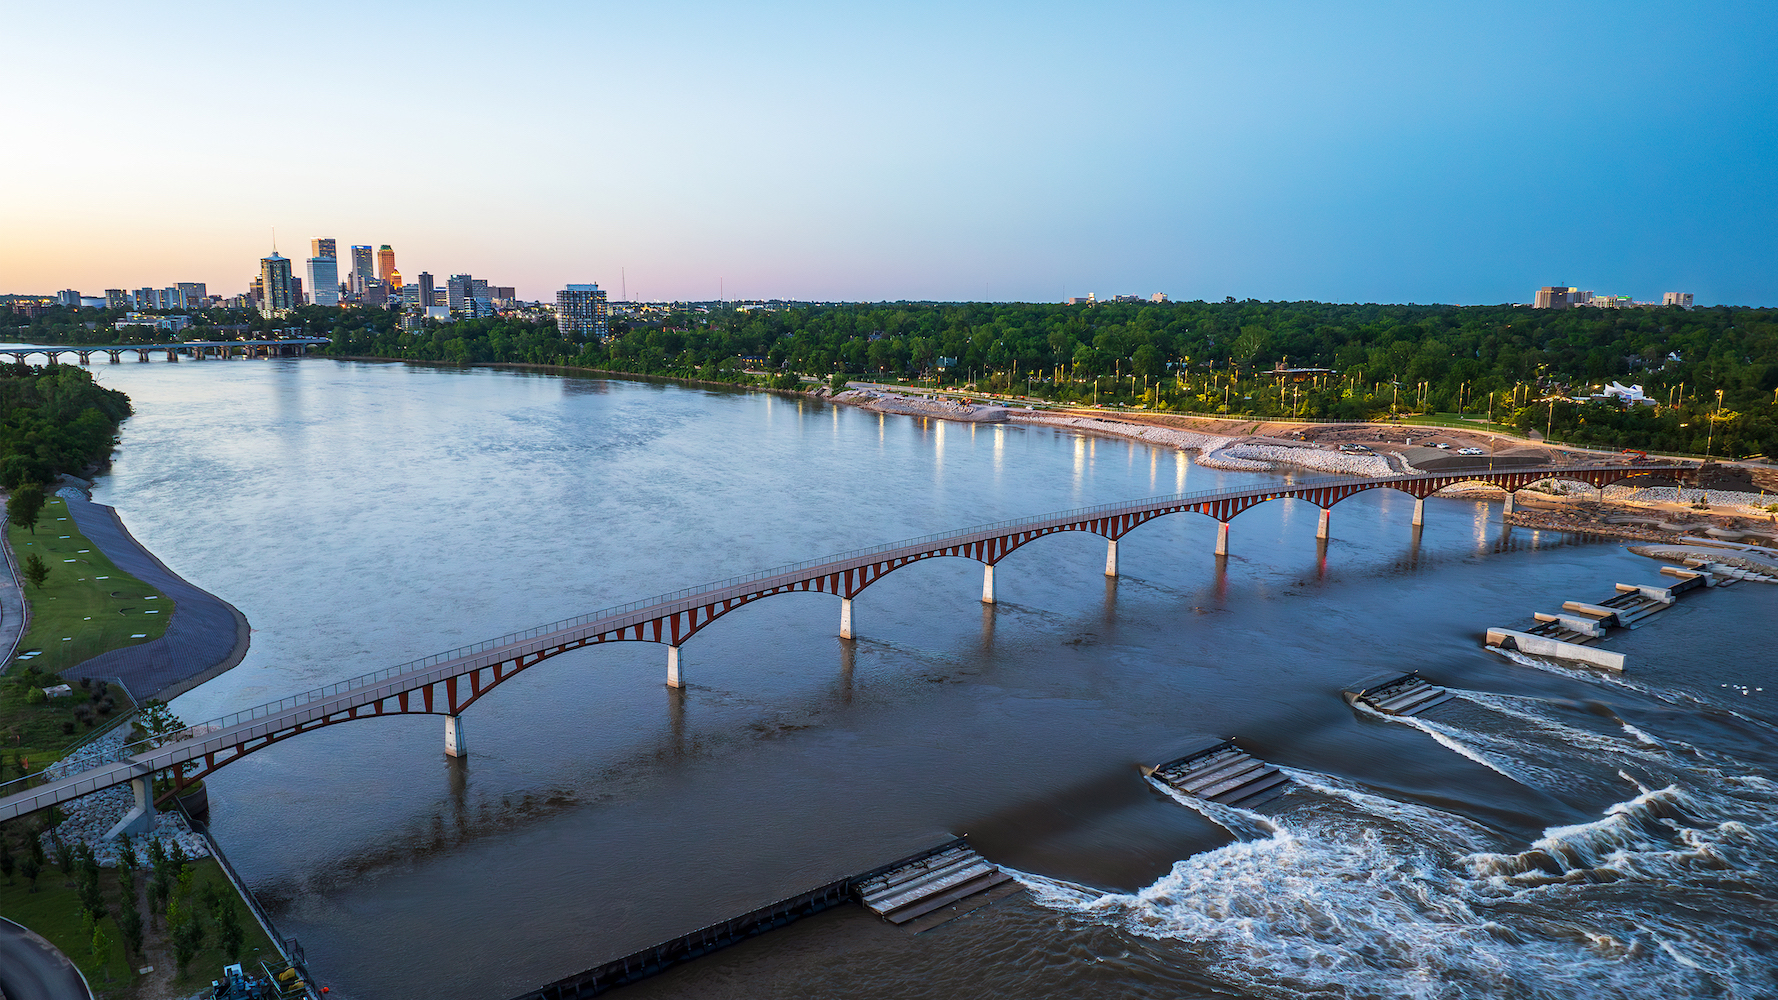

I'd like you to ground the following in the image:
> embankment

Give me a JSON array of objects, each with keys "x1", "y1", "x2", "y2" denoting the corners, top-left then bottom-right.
[{"x1": 54, "y1": 484, "x2": 250, "y2": 701}]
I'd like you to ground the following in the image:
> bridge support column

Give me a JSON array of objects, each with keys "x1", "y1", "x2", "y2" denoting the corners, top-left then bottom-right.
[
  {"x1": 105, "y1": 775, "x2": 156, "y2": 839},
  {"x1": 1317, "y1": 508, "x2": 1331, "y2": 540},
  {"x1": 444, "y1": 715, "x2": 467, "y2": 757},
  {"x1": 840, "y1": 598, "x2": 854, "y2": 639},
  {"x1": 1413, "y1": 497, "x2": 1425, "y2": 527},
  {"x1": 1504, "y1": 492, "x2": 1514, "y2": 514},
  {"x1": 667, "y1": 645, "x2": 684, "y2": 688},
  {"x1": 1104, "y1": 539, "x2": 1118, "y2": 577},
  {"x1": 981, "y1": 563, "x2": 995, "y2": 604},
  {"x1": 1215, "y1": 521, "x2": 1230, "y2": 556}
]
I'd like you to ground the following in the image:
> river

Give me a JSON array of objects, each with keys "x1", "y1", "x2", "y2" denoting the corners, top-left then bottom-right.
[{"x1": 78, "y1": 358, "x2": 1777, "y2": 1000}]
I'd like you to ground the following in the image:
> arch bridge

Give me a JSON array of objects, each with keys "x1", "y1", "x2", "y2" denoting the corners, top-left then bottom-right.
[{"x1": 0, "y1": 462, "x2": 1683, "y2": 822}]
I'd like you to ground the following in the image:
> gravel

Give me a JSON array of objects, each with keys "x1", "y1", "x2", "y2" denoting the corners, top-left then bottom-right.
[{"x1": 36, "y1": 727, "x2": 211, "y2": 865}]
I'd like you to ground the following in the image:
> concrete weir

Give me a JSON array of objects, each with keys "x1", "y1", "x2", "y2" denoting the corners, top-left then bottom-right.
[
  {"x1": 1145, "y1": 737, "x2": 1290, "y2": 809},
  {"x1": 1486, "y1": 628, "x2": 1627, "y2": 672},
  {"x1": 509, "y1": 838, "x2": 1018, "y2": 1000},
  {"x1": 1343, "y1": 671, "x2": 1453, "y2": 717}
]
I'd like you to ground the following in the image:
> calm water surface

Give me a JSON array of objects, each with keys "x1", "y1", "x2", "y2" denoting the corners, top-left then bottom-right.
[{"x1": 81, "y1": 359, "x2": 1776, "y2": 1000}]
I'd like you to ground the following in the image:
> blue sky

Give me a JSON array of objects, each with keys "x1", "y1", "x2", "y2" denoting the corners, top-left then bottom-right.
[{"x1": 2, "y1": 1, "x2": 1772, "y2": 304}]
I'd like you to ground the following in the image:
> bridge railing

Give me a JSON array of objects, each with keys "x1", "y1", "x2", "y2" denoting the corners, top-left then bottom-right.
[{"x1": 123, "y1": 463, "x2": 1677, "y2": 753}]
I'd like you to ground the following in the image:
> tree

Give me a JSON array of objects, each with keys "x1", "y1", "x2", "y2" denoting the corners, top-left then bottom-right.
[
  {"x1": 7, "y1": 483, "x2": 44, "y2": 533},
  {"x1": 217, "y1": 901, "x2": 245, "y2": 962},
  {"x1": 91, "y1": 923, "x2": 112, "y2": 981},
  {"x1": 118, "y1": 892, "x2": 144, "y2": 959},
  {"x1": 22, "y1": 553, "x2": 49, "y2": 589},
  {"x1": 0, "y1": 836, "x2": 12, "y2": 882},
  {"x1": 18, "y1": 852, "x2": 39, "y2": 891}
]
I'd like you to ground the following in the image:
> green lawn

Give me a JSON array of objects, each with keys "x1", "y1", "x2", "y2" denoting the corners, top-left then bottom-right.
[
  {"x1": 2, "y1": 493, "x2": 164, "y2": 773},
  {"x1": 9, "y1": 495, "x2": 170, "y2": 678},
  {"x1": 0, "y1": 845, "x2": 278, "y2": 998}
]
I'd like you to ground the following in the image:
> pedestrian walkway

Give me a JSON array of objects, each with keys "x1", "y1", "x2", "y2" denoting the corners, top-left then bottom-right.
[{"x1": 53, "y1": 486, "x2": 250, "y2": 701}]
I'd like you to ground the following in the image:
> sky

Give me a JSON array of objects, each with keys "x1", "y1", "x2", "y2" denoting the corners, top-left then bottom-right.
[{"x1": 1, "y1": 1, "x2": 1774, "y2": 305}]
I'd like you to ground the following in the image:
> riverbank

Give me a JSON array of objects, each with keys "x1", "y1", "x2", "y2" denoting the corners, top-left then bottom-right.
[{"x1": 47, "y1": 485, "x2": 250, "y2": 703}]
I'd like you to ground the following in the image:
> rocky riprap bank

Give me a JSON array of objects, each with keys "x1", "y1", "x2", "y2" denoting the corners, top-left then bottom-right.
[
  {"x1": 35, "y1": 727, "x2": 210, "y2": 865},
  {"x1": 827, "y1": 387, "x2": 1011, "y2": 422}
]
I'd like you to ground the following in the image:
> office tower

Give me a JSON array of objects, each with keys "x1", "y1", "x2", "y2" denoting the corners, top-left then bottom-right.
[
  {"x1": 56, "y1": 290, "x2": 81, "y2": 306},
  {"x1": 556, "y1": 284, "x2": 609, "y2": 340},
  {"x1": 105, "y1": 289, "x2": 129, "y2": 310},
  {"x1": 377, "y1": 245, "x2": 397, "y2": 286},
  {"x1": 350, "y1": 245, "x2": 374, "y2": 294},
  {"x1": 177, "y1": 282, "x2": 207, "y2": 305},
  {"x1": 446, "y1": 274, "x2": 471, "y2": 310},
  {"x1": 308, "y1": 255, "x2": 340, "y2": 306},
  {"x1": 312, "y1": 237, "x2": 337, "y2": 261},
  {"x1": 416, "y1": 271, "x2": 435, "y2": 312},
  {"x1": 1533, "y1": 286, "x2": 1578, "y2": 309},
  {"x1": 259, "y1": 252, "x2": 295, "y2": 317},
  {"x1": 250, "y1": 275, "x2": 264, "y2": 307},
  {"x1": 388, "y1": 268, "x2": 402, "y2": 291},
  {"x1": 291, "y1": 276, "x2": 304, "y2": 306},
  {"x1": 135, "y1": 287, "x2": 157, "y2": 309}
]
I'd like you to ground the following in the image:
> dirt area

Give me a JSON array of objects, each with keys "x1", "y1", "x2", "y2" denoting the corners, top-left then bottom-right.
[{"x1": 1501, "y1": 490, "x2": 1778, "y2": 547}]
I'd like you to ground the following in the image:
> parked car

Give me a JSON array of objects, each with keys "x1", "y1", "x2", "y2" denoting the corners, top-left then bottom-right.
[
  {"x1": 1458, "y1": 447, "x2": 1485, "y2": 455},
  {"x1": 1434, "y1": 442, "x2": 1452, "y2": 449}
]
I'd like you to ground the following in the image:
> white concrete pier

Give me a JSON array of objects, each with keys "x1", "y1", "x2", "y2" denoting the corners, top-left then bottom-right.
[
  {"x1": 445, "y1": 714, "x2": 467, "y2": 757},
  {"x1": 1413, "y1": 497, "x2": 1425, "y2": 527},
  {"x1": 981, "y1": 564, "x2": 996, "y2": 604},
  {"x1": 1215, "y1": 521, "x2": 1230, "y2": 556},
  {"x1": 840, "y1": 598, "x2": 855, "y2": 639},
  {"x1": 1104, "y1": 539, "x2": 1119, "y2": 577},
  {"x1": 667, "y1": 645, "x2": 684, "y2": 688},
  {"x1": 1317, "y1": 508, "x2": 1331, "y2": 540}
]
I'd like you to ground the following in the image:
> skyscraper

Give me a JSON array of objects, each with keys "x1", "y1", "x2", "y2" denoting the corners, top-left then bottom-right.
[
  {"x1": 105, "y1": 289, "x2": 129, "y2": 310},
  {"x1": 377, "y1": 245, "x2": 397, "y2": 287},
  {"x1": 177, "y1": 282, "x2": 207, "y2": 307},
  {"x1": 308, "y1": 255, "x2": 340, "y2": 306},
  {"x1": 416, "y1": 272, "x2": 436, "y2": 313},
  {"x1": 556, "y1": 284, "x2": 609, "y2": 340},
  {"x1": 311, "y1": 237, "x2": 337, "y2": 261},
  {"x1": 350, "y1": 245, "x2": 374, "y2": 294},
  {"x1": 260, "y1": 252, "x2": 295, "y2": 318}
]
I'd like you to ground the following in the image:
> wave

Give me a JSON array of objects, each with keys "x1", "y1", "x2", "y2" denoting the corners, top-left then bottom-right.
[{"x1": 1027, "y1": 689, "x2": 1778, "y2": 998}]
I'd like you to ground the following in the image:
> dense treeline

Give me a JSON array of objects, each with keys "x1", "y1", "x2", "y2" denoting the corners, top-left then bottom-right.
[
  {"x1": 321, "y1": 299, "x2": 1778, "y2": 459},
  {"x1": 0, "y1": 364, "x2": 132, "y2": 487}
]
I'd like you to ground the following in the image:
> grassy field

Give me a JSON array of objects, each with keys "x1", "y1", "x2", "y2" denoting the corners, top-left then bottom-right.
[
  {"x1": 0, "y1": 843, "x2": 279, "y2": 998},
  {"x1": 10, "y1": 494, "x2": 171, "y2": 678},
  {"x1": 2, "y1": 493, "x2": 165, "y2": 774}
]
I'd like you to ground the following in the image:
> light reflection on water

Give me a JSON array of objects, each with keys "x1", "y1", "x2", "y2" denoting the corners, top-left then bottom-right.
[{"x1": 73, "y1": 358, "x2": 1777, "y2": 1000}]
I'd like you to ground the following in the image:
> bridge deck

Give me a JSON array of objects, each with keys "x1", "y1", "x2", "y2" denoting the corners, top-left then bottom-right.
[{"x1": 0, "y1": 463, "x2": 1683, "y2": 821}]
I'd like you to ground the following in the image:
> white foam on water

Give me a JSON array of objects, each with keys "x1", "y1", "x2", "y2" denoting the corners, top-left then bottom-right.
[
  {"x1": 1026, "y1": 683, "x2": 1778, "y2": 999},
  {"x1": 1145, "y1": 776, "x2": 1281, "y2": 841}
]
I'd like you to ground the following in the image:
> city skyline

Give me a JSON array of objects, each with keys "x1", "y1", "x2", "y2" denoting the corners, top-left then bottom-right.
[{"x1": 2, "y1": 2, "x2": 1774, "y2": 306}]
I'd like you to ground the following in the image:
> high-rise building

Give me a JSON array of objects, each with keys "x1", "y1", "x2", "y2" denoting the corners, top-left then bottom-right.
[
  {"x1": 1663, "y1": 292, "x2": 1694, "y2": 308},
  {"x1": 388, "y1": 268, "x2": 402, "y2": 291},
  {"x1": 312, "y1": 237, "x2": 337, "y2": 261},
  {"x1": 177, "y1": 282, "x2": 207, "y2": 305},
  {"x1": 135, "y1": 287, "x2": 157, "y2": 309},
  {"x1": 416, "y1": 271, "x2": 436, "y2": 313},
  {"x1": 377, "y1": 245, "x2": 397, "y2": 286},
  {"x1": 56, "y1": 290, "x2": 81, "y2": 306},
  {"x1": 350, "y1": 245, "x2": 375, "y2": 294},
  {"x1": 556, "y1": 284, "x2": 609, "y2": 340},
  {"x1": 260, "y1": 252, "x2": 296, "y2": 318},
  {"x1": 158, "y1": 286, "x2": 185, "y2": 310},
  {"x1": 446, "y1": 274, "x2": 471, "y2": 311},
  {"x1": 105, "y1": 289, "x2": 130, "y2": 310},
  {"x1": 308, "y1": 255, "x2": 340, "y2": 306},
  {"x1": 1533, "y1": 286, "x2": 1579, "y2": 309}
]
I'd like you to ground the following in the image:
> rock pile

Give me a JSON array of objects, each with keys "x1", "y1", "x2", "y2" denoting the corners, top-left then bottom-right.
[
  {"x1": 833, "y1": 389, "x2": 1009, "y2": 423},
  {"x1": 36, "y1": 728, "x2": 211, "y2": 865}
]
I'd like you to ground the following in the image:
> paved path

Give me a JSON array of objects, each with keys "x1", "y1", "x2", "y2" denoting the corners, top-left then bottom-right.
[
  {"x1": 0, "y1": 503, "x2": 26, "y2": 670},
  {"x1": 0, "y1": 917, "x2": 91, "y2": 1000},
  {"x1": 56, "y1": 487, "x2": 250, "y2": 702}
]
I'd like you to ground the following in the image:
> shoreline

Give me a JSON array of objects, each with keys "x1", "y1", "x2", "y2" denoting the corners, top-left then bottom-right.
[{"x1": 52, "y1": 482, "x2": 252, "y2": 702}]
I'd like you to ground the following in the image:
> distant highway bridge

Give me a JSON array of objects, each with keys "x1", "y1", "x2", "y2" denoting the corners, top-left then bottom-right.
[
  {"x1": 1, "y1": 338, "x2": 330, "y2": 365},
  {"x1": 0, "y1": 462, "x2": 1684, "y2": 825}
]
